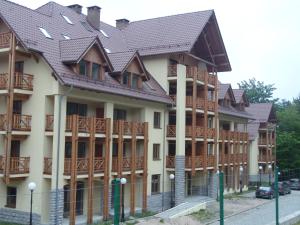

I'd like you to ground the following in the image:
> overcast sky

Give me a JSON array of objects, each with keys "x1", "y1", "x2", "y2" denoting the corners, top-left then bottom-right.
[{"x1": 10, "y1": 0, "x2": 300, "y2": 100}]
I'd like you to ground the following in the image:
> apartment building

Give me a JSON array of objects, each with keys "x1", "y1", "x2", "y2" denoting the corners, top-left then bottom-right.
[
  {"x1": 218, "y1": 85, "x2": 252, "y2": 192},
  {"x1": 0, "y1": 0, "x2": 267, "y2": 225},
  {"x1": 246, "y1": 103, "x2": 277, "y2": 182}
]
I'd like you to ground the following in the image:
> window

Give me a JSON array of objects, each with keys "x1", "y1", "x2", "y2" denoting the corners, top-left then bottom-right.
[
  {"x1": 67, "y1": 102, "x2": 87, "y2": 116},
  {"x1": 6, "y1": 187, "x2": 17, "y2": 208},
  {"x1": 92, "y1": 63, "x2": 100, "y2": 80},
  {"x1": 151, "y1": 175, "x2": 160, "y2": 194},
  {"x1": 154, "y1": 112, "x2": 161, "y2": 129},
  {"x1": 62, "y1": 34, "x2": 71, "y2": 40},
  {"x1": 79, "y1": 60, "x2": 88, "y2": 76},
  {"x1": 13, "y1": 100, "x2": 22, "y2": 114},
  {"x1": 113, "y1": 109, "x2": 127, "y2": 120},
  {"x1": 100, "y1": 29, "x2": 109, "y2": 38},
  {"x1": 132, "y1": 74, "x2": 139, "y2": 89},
  {"x1": 153, "y1": 144, "x2": 160, "y2": 160},
  {"x1": 15, "y1": 61, "x2": 24, "y2": 73},
  {"x1": 39, "y1": 27, "x2": 52, "y2": 39},
  {"x1": 62, "y1": 14, "x2": 74, "y2": 25},
  {"x1": 122, "y1": 72, "x2": 130, "y2": 86}
]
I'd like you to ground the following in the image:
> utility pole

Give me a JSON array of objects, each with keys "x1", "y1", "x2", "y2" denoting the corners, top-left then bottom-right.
[{"x1": 219, "y1": 172, "x2": 224, "y2": 225}]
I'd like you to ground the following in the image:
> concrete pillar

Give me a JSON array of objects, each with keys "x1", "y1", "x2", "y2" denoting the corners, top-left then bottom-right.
[
  {"x1": 175, "y1": 64, "x2": 186, "y2": 205},
  {"x1": 49, "y1": 94, "x2": 67, "y2": 225}
]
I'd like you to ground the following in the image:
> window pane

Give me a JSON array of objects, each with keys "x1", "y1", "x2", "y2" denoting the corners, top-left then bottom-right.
[
  {"x1": 122, "y1": 72, "x2": 129, "y2": 86},
  {"x1": 153, "y1": 144, "x2": 160, "y2": 160},
  {"x1": 79, "y1": 60, "x2": 87, "y2": 76},
  {"x1": 6, "y1": 187, "x2": 17, "y2": 208},
  {"x1": 92, "y1": 63, "x2": 100, "y2": 80},
  {"x1": 154, "y1": 112, "x2": 161, "y2": 128},
  {"x1": 132, "y1": 74, "x2": 139, "y2": 89}
]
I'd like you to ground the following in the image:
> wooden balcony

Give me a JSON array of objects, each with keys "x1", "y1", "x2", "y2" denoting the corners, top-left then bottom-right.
[
  {"x1": 208, "y1": 74, "x2": 216, "y2": 86},
  {"x1": 0, "y1": 114, "x2": 32, "y2": 132},
  {"x1": 46, "y1": 115, "x2": 107, "y2": 134},
  {"x1": 167, "y1": 155, "x2": 215, "y2": 169},
  {"x1": 113, "y1": 120, "x2": 144, "y2": 136},
  {"x1": 0, "y1": 156, "x2": 30, "y2": 175},
  {"x1": 258, "y1": 154, "x2": 268, "y2": 162},
  {"x1": 0, "y1": 73, "x2": 34, "y2": 91},
  {"x1": 0, "y1": 32, "x2": 11, "y2": 49},
  {"x1": 207, "y1": 128, "x2": 216, "y2": 139},
  {"x1": 207, "y1": 101, "x2": 215, "y2": 111},
  {"x1": 219, "y1": 130, "x2": 248, "y2": 142},
  {"x1": 111, "y1": 156, "x2": 144, "y2": 172},
  {"x1": 44, "y1": 157, "x2": 105, "y2": 175},
  {"x1": 168, "y1": 65, "x2": 177, "y2": 77},
  {"x1": 167, "y1": 125, "x2": 205, "y2": 138},
  {"x1": 258, "y1": 138, "x2": 267, "y2": 145}
]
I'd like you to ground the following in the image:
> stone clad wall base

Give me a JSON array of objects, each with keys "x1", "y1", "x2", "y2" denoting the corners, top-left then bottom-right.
[
  {"x1": 208, "y1": 172, "x2": 218, "y2": 199},
  {"x1": 147, "y1": 192, "x2": 171, "y2": 213},
  {"x1": 175, "y1": 155, "x2": 185, "y2": 205},
  {"x1": 49, "y1": 189, "x2": 64, "y2": 225},
  {"x1": 0, "y1": 208, "x2": 41, "y2": 225}
]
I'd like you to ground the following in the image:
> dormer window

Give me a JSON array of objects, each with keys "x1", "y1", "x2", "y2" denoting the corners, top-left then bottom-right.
[
  {"x1": 122, "y1": 72, "x2": 130, "y2": 86},
  {"x1": 79, "y1": 60, "x2": 88, "y2": 76},
  {"x1": 132, "y1": 74, "x2": 139, "y2": 89},
  {"x1": 121, "y1": 71, "x2": 142, "y2": 89}
]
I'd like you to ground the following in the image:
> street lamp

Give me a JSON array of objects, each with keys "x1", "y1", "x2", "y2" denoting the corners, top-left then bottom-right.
[
  {"x1": 239, "y1": 166, "x2": 244, "y2": 193},
  {"x1": 216, "y1": 170, "x2": 220, "y2": 201},
  {"x1": 258, "y1": 165, "x2": 263, "y2": 186},
  {"x1": 268, "y1": 164, "x2": 272, "y2": 185},
  {"x1": 169, "y1": 174, "x2": 175, "y2": 208},
  {"x1": 120, "y1": 177, "x2": 127, "y2": 222},
  {"x1": 28, "y1": 182, "x2": 36, "y2": 225}
]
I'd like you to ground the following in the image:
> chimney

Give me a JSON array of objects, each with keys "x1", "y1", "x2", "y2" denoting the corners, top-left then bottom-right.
[
  {"x1": 116, "y1": 19, "x2": 130, "y2": 30},
  {"x1": 68, "y1": 4, "x2": 82, "y2": 14},
  {"x1": 87, "y1": 6, "x2": 101, "y2": 31}
]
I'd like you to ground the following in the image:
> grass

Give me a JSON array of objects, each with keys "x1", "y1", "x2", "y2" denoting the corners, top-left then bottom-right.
[
  {"x1": 94, "y1": 220, "x2": 113, "y2": 225},
  {"x1": 293, "y1": 222, "x2": 300, "y2": 225},
  {"x1": 133, "y1": 211, "x2": 155, "y2": 219},
  {"x1": 191, "y1": 209, "x2": 215, "y2": 221}
]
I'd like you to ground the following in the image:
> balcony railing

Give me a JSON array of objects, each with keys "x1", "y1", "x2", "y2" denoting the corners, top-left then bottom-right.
[
  {"x1": 63, "y1": 157, "x2": 105, "y2": 175},
  {"x1": 258, "y1": 155, "x2": 268, "y2": 162},
  {"x1": 113, "y1": 120, "x2": 145, "y2": 136},
  {"x1": 0, "y1": 32, "x2": 10, "y2": 49},
  {"x1": 43, "y1": 157, "x2": 52, "y2": 175},
  {"x1": 207, "y1": 101, "x2": 215, "y2": 111},
  {"x1": 12, "y1": 114, "x2": 32, "y2": 131},
  {"x1": 207, "y1": 155, "x2": 215, "y2": 167},
  {"x1": 258, "y1": 138, "x2": 267, "y2": 145},
  {"x1": 46, "y1": 115, "x2": 106, "y2": 134},
  {"x1": 0, "y1": 73, "x2": 34, "y2": 90},
  {"x1": 185, "y1": 156, "x2": 203, "y2": 168},
  {"x1": 207, "y1": 128, "x2": 216, "y2": 139},
  {"x1": 219, "y1": 130, "x2": 248, "y2": 141},
  {"x1": 168, "y1": 65, "x2": 177, "y2": 77},
  {"x1": 167, "y1": 125, "x2": 205, "y2": 138},
  {"x1": 112, "y1": 156, "x2": 144, "y2": 172},
  {"x1": 166, "y1": 156, "x2": 175, "y2": 168},
  {"x1": 9, "y1": 157, "x2": 30, "y2": 174},
  {"x1": 208, "y1": 74, "x2": 216, "y2": 86},
  {"x1": 0, "y1": 114, "x2": 7, "y2": 130}
]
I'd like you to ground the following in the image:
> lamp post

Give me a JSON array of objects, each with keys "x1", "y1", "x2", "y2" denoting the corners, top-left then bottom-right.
[
  {"x1": 239, "y1": 166, "x2": 244, "y2": 193},
  {"x1": 28, "y1": 182, "x2": 36, "y2": 225},
  {"x1": 259, "y1": 165, "x2": 263, "y2": 186},
  {"x1": 120, "y1": 177, "x2": 127, "y2": 222},
  {"x1": 216, "y1": 170, "x2": 220, "y2": 201},
  {"x1": 268, "y1": 164, "x2": 272, "y2": 185},
  {"x1": 169, "y1": 174, "x2": 175, "y2": 208}
]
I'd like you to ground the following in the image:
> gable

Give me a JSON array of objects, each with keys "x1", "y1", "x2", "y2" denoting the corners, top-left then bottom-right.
[
  {"x1": 0, "y1": 18, "x2": 9, "y2": 33},
  {"x1": 127, "y1": 57, "x2": 143, "y2": 74},
  {"x1": 83, "y1": 45, "x2": 105, "y2": 65}
]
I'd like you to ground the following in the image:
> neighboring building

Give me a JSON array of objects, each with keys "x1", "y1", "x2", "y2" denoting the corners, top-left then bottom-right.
[
  {"x1": 0, "y1": 1, "x2": 268, "y2": 225},
  {"x1": 246, "y1": 103, "x2": 277, "y2": 182},
  {"x1": 218, "y1": 84, "x2": 252, "y2": 192}
]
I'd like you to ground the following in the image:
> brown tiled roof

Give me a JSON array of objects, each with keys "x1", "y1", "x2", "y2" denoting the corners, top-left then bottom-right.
[
  {"x1": 232, "y1": 89, "x2": 249, "y2": 106},
  {"x1": 121, "y1": 10, "x2": 231, "y2": 71},
  {"x1": 108, "y1": 51, "x2": 136, "y2": 73},
  {"x1": 245, "y1": 103, "x2": 275, "y2": 123},
  {"x1": 0, "y1": 0, "x2": 172, "y2": 104},
  {"x1": 219, "y1": 105, "x2": 254, "y2": 120},
  {"x1": 218, "y1": 83, "x2": 235, "y2": 102},
  {"x1": 247, "y1": 122, "x2": 260, "y2": 140}
]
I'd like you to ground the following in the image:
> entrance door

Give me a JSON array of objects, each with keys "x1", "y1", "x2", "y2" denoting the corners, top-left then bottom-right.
[{"x1": 63, "y1": 182, "x2": 85, "y2": 218}]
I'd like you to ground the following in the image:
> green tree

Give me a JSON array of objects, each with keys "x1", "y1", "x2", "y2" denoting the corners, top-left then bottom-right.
[{"x1": 238, "y1": 78, "x2": 279, "y2": 103}]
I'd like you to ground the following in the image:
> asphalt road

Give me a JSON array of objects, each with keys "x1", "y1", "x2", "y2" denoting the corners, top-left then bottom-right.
[{"x1": 210, "y1": 190, "x2": 300, "y2": 225}]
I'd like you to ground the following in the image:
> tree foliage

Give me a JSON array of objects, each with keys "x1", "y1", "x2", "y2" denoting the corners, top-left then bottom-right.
[
  {"x1": 276, "y1": 97, "x2": 300, "y2": 169},
  {"x1": 238, "y1": 78, "x2": 279, "y2": 103}
]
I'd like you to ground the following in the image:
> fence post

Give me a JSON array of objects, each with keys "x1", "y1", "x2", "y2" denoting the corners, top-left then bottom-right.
[
  {"x1": 113, "y1": 178, "x2": 121, "y2": 225},
  {"x1": 275, "y1": 167, "x2": 279, "y2": 225},
  {"x1": 219, "y1": 172, "x2": 224, "y2": 225}
]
